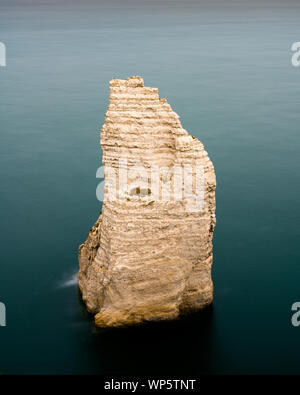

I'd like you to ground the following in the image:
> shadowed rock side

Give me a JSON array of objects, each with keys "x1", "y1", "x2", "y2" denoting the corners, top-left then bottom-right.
[{"x1": 78, "y1": 76, "x2": 216, "y2": 328}]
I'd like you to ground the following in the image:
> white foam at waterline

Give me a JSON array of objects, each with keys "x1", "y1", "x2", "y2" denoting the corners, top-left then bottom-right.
[{"x1": 58, "y1": 273, "x2": 78, "y2": 288}]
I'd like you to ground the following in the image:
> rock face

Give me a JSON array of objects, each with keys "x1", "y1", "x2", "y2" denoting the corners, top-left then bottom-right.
[{"x1": 78, "y1": 76, "x2": 216, "y2": 328}]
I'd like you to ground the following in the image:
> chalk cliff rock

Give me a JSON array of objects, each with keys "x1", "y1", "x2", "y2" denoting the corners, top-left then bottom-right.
[{"x1": 78, "y1": 76, "x2": 216, "y2": 328}]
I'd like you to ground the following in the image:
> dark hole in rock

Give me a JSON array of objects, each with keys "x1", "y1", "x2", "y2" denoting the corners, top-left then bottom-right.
[{"x1": 129, "y1": 187, "x2": 151, "y2": 197}]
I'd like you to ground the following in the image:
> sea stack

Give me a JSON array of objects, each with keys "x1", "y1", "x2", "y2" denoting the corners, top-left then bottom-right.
[{"x1": 78, "y1": 76, "x2": 216, "y2": 328}]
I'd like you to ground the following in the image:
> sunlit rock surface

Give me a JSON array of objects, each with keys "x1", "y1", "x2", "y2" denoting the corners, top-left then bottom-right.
[{"x1": 78, "y1": 76, "x2": 216, "y2": 328}]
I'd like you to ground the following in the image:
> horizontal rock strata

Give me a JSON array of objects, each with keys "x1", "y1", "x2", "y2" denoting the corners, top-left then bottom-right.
[{"x1": 78, "y1": 76, "x2": 216, "y2": 328}]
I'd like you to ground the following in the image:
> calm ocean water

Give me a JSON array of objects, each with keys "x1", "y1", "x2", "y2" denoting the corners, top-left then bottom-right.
[{"x1": 1, "y1": 0, "x2": 300, "y2": 374}]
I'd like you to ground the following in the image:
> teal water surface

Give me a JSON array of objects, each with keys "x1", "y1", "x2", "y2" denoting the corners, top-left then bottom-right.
[{"x1": 1, "y1": 0, "x2": 300, "y2": 374}]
